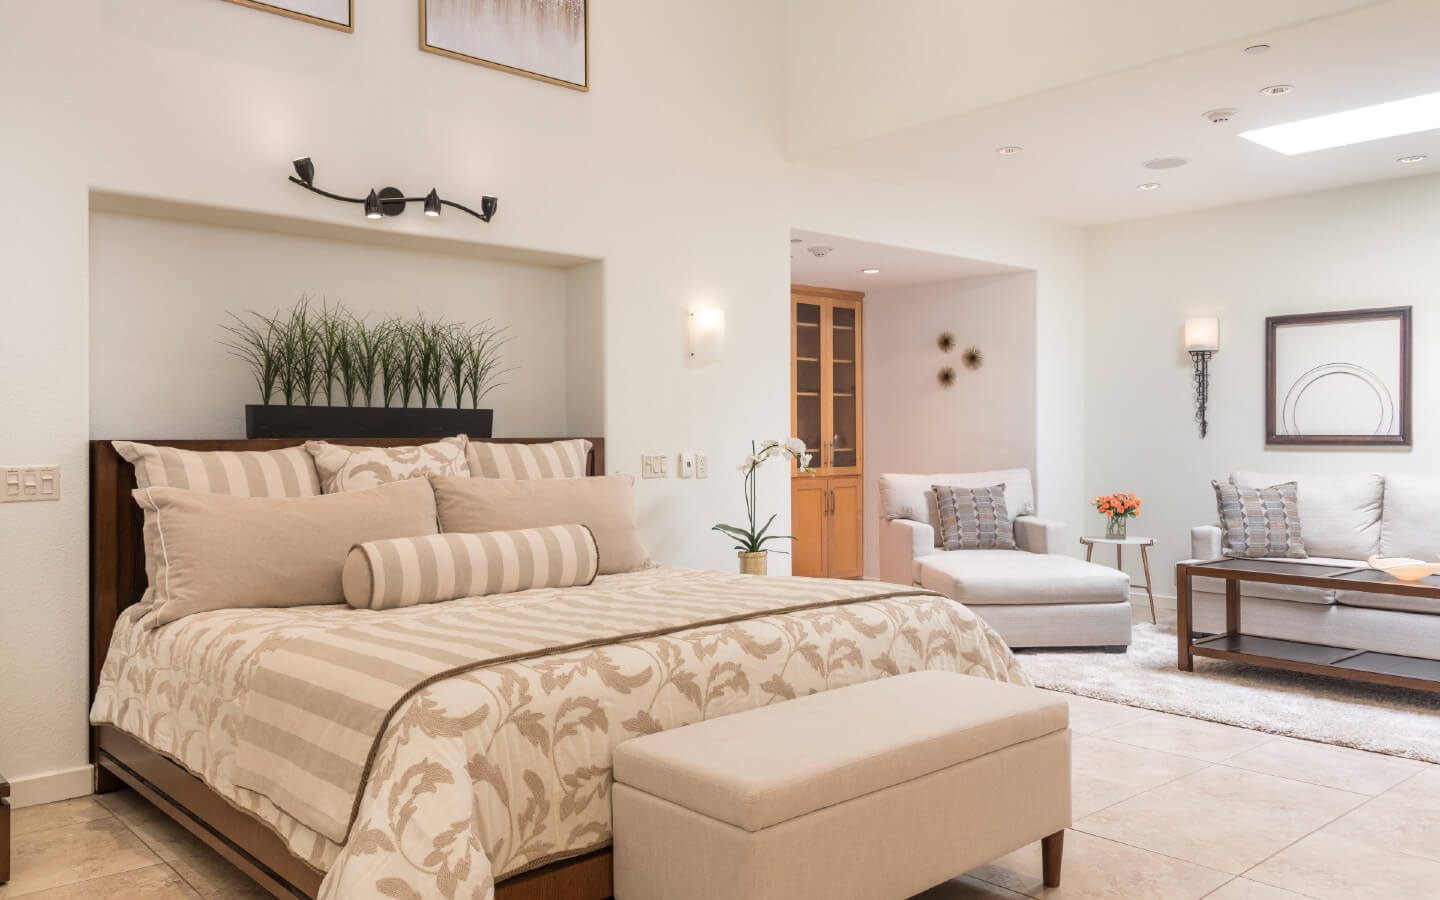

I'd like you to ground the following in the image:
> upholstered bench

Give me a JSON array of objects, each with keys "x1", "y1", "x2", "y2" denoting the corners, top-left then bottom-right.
[{"x1": 612, "y1": 671, "x2": 1071, "y2": 900}]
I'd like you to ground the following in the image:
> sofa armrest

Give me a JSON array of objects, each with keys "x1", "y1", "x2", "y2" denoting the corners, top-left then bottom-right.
[
  {"x1": 1191, "y1": 525, "x2": 1222, "y2": 560},
  {"x1": 879, "y1": 518, "x2": 934, "y2": 585},
  {"x1": 1014, "y1": 515, "x2": 1066, "y2": 554}
]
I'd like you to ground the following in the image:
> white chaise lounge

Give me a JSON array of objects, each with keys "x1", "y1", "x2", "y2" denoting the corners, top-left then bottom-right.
[
  {"x1": 612, "y1": 671, "x2": 1071, "y2": 900},
  {"x1": 878, "y1": 469, "x2": 1133, "y2": 651}
]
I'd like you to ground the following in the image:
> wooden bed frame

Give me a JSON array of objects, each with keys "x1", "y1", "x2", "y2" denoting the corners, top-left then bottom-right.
[{"x1": 89, "y1": 437, "x2": 613, "y2": 900}]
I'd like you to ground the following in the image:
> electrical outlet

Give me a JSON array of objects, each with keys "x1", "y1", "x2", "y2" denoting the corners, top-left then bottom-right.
[
  {"x1": 695, "y1": 453, "x2": 709, "y2": 479},
  {"x1": 678, "y1": 452, "x2": 695, "y2": 478},
  {"x1": 2, "y1": 465, "x2": 60, "y2": 502},
  {"x1": 641, "y1": 453, "x2": 668, "y2": 479}
]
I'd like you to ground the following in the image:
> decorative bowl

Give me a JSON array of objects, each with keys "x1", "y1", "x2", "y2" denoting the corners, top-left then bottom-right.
[{"x1": 1367, "y1": 556, "x2": 1440, "y2": 583}]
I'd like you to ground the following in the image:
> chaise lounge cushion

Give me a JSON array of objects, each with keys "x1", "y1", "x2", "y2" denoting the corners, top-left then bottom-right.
[
  {"x1": 1231, "y1": 471, "x2": 1383, "y2": 560},
  {"x1": 880, "y1": 470, "x2": 1035, "y2": 548},
  {"x1": 917, "y1": 550, "x2": 1129, "y2": 607}
]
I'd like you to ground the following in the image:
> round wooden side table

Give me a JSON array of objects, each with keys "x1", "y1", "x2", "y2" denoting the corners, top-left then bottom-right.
[{"x1": 1080, "y1": 536, "x2": 1157, "y2": 624}]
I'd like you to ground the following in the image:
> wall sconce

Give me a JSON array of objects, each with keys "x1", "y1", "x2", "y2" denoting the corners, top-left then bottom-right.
[
  {"x1": 1185, "y1": 317, "x2": 1219, "y2": 438},
  {"x1": 289, "y1": 157, "x2": 498, "y2": 223},
  {"x1": 688, "y1": 307, "x2": 726, "y2": 363}
]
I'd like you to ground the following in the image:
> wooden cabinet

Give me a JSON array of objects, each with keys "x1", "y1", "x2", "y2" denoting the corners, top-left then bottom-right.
[{"x1": 791, "y1": 286, "x2": 864, "y2": 578}]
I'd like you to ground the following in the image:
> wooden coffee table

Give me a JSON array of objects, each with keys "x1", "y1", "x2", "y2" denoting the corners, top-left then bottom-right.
[{"x1": 1177, "y1": 558, "x2": 1440, "y2": 693}]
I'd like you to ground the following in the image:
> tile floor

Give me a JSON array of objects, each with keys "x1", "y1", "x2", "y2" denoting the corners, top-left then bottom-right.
[{"x1": 5, "y1": 618, "x2": 1435, "y2": 898}]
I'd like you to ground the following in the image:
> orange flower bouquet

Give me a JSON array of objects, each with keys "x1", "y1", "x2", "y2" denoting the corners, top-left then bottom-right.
[{"x1": 1094, "y1": 492, "x2": 1141, "y2": 540}]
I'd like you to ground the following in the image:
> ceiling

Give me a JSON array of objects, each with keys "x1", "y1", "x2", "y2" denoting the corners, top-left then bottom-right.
[
  {"x1": 789, "y1": 229, "x2": 1023, "y2": 292},
  {"x1": 788, "y1": 0, "x2": 1440, "y2": 225}
]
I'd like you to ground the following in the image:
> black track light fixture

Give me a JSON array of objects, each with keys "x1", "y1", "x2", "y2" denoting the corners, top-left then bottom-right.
[{"x1": 286, "y1": 157, "x2": 499, "y2": 224}]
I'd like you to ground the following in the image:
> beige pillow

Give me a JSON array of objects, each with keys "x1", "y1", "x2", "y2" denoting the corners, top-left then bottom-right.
[
  {"x1": 431, "y1": 473, "x2": 650, "y2": 575},
  {"x1": 342, "y1": 525, "x2": 599, "y2": 610},
  {"x1": 135, "y1": 477, "x2": 439, "y2": 626},
  {"x1": 467, "y1": 439, "x2": 592, "y2": 479},
  {"x1": 305, "y1": 436, "x2": 470, "y2": 494}
]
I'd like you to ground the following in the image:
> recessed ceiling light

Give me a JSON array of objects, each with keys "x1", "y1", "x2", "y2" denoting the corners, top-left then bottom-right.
[
  {"x1": 790, "y1": 237, "x2": 802, "y2": 243},
  {"x1": 1143, "y1": 156, "x2": 1188, "y2": 170},
  {"x1": 1260, "y1": 84, "x2": 1294, "y2": 96},
  {"x1": 1240, "y1": 91, "x2": 1440, "y2": 155},
  {"x1": 1399, "y1": 154, "x2": 1428, "y2": 164},
  {"x1": 861, "y1": 268, "x2": 880, "y2": 275},
  {"x1": 995, "y1": 146, "x2": 1023, "y2": 155},
  {"x1": 1137, "y1": 182, "x2": 1162, "y2": 191},
  {"x1": 807, "y1": 246, "x2": 833, "y2": 258},
  {"x1": 1244, "y1": 44, "x2": 1271, "y2": 55}
]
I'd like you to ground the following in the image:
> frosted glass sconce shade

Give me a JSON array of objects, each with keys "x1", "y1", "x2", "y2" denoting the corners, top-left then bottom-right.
[
  {"x1": 1185, "y1": 317, "x2": 1220, "y2": 352},
  {"x1": 688, "y1": 308, "x2": 725, "y2": 363}
]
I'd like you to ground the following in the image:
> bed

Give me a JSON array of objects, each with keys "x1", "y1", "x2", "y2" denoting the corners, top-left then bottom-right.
[{"x1": 89, "y1": 437, "x2": 1029, "y2": 900}]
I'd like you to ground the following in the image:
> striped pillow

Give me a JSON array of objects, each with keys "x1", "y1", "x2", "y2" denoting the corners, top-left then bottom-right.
[
  {"x1": 933, "y1": 484, "x2": 1017, "y2": 550},
  {"x1": 467, "y1": 439, "x2": 592, "y2": 479},
  {"x1": 1213, "y1": 481, "x2": 1307, "y2": 559},
  {"x1": 114, "y1": 441, "x2": 321, "y2": 497},
  {"x1": 342, "y1": 524, "x2": 599, "y2": 610}
]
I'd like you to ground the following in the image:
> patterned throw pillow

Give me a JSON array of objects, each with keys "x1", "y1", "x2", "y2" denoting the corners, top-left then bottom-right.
[
  {"x1": 305, "y1": 436, "x2": 470, "y2": 494},
  {"x1": 1212, "y1": 480, "x2": 1307, "y2": 559},
  {"x1": 467, "y1": 439, "x2": 593, "y2": 479},
  {"x1": 932, "y1": 484, "x2": 1017, "y2": 551}
]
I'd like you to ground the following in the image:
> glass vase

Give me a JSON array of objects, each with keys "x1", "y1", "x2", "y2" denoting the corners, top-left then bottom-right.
[{"x1": 1105, "y1": 516, "x2": 1127, "y2": 540}]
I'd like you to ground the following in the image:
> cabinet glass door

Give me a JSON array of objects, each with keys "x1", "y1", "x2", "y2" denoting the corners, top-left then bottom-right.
[
  {"x1": 794, "y1": 301, "x2": 823, "y2": 465},
  {"x1": 827, "y1": 304, "x2": 860, "y2": 472}
]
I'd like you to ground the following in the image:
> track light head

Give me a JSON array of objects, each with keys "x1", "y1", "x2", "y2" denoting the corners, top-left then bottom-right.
[
  {"x1": 364, "y1": 189, "x2": 382, "y2": 219},
  {"x1": 480, "y1": 196, "x2": 498, "y2": 221},
  {"x1": 424, "y1": 188, "x2": 441, "y2": 217},
  {"x1": 292, "y1": 157, "x2": 315, "y2": 186}
]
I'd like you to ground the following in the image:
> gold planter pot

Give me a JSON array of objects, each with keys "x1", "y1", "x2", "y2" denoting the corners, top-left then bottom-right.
[{"x1": 738, "y1": 551, "x2": 768, "y2": 576}]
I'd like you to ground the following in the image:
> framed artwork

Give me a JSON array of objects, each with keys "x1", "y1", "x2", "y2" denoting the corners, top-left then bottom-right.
[
  {"x1": 221, "y1": 0, "x2": 353, "y2": 31},
  {"x1": 1266, "y1": 306, "x2": 1412, "y2": 446},
  {"x1": 420, "y1": 0, "x2": 589, "y2": 91}
]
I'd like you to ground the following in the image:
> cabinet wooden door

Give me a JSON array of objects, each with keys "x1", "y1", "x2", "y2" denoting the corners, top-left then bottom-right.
[
  {"x1": 790, "y1": 478, "x2": 827, "y2": 578},
  {"x1": 826, "y1": 476, "x2": 864, "y2": 579}
]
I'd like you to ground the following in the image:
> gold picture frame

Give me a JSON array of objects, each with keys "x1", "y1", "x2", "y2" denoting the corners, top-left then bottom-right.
[
  {"x1": 420, "y1": 0, "x2": 589, "y2": 92},
  {"x1": 221, "y1": 0, "x2": 353, "y2": 32}
]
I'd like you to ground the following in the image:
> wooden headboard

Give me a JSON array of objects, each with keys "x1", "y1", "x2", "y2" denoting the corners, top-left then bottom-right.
[{"x1": 88, "y1": 437, "x2": 605, "y2": 708}]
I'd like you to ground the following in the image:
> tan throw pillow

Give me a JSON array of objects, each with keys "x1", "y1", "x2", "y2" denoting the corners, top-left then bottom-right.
[
  {"x1": 933, "y1": 484, "x2": 1017, "y2": 550},
  {"x1": 135, "y1": 477, "x2": 438, "y2": 626},
  {"x1": 306, "y1": 436, "x2": 470, "y2": 494},
  {"x1": 342, "y1": 525, "x2": 599, "y2": 610},
  {"x1": 431, "y1": 473, "x2": 650, "y2": 575},
  {"x1": 114, "y1": 440, "x2": 321, "y2": 496},
  {"x1": 1213, "y1": 480, "x2": 1307, "y2": 559},
  {"x1": 467, "y1": 439, "x2": 592, "y2": 479}
]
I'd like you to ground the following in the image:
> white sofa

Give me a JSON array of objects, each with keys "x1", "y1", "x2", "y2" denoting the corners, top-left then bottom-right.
[
  {"x1": 1187, "y1": 470, "x2": 1440, "y2": 661},
  {"x1": 878, "y1": 469, "x2": 1133, "y2": 651}
]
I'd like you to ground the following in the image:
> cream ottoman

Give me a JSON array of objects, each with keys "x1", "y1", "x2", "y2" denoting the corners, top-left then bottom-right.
[{"x1": 612, "y1": 671, "x2": 1071, "y2": 900}]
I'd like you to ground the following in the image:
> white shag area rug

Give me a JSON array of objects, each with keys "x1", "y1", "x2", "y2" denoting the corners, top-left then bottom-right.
[{"x1": 1018, "y1": 622, "x2": 1440, "y2": 763}]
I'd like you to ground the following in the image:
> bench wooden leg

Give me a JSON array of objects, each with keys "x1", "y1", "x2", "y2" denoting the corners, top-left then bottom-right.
[{"x1": 1041, "y1": 830, "x2": 1063, "y2": 888}]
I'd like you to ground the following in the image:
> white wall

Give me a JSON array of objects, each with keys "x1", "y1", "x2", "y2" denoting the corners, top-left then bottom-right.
[
  {"x1": 863, "y1": 272, "x2": 1038, "y2": 575},
  {"x1": 89, "y1": 211, "x2": 572, "y2": 438},
  {"x1": 1085, "y1": 173, "x2": 1440, "y2": 597},
  {"x1": 0, "y1": 0, "x2": 1086, "y2": 803}
]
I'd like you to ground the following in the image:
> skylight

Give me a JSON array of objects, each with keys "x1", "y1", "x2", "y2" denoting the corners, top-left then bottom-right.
[{"x1": 1239, "y1": 91, "x2": 1440, "y2": 155}]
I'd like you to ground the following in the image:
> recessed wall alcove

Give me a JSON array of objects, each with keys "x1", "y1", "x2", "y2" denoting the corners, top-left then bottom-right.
[{"x1": 87, "y1": 191, "x2": 604, "y2": 440}]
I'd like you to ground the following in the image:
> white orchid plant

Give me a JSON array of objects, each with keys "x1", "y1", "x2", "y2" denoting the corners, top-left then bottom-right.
[{"x1": 713, "y1": 439, "x2": 814, "y2": 554}]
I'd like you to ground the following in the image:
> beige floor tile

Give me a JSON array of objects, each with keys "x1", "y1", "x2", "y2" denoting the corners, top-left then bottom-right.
[
  {"x1": 1046, "y1": 692, "x2": 1152, "y2": 736},
  {"x1": 10, "y1": 863, "x2": 201, "y2": 900},
  {"x1": 9, "y1": 797, "x2": 112, "y2": 837},
  {"x1": 1247, "y1": 829, "x2": 1440, "y2": 900},
  {"x1": 1070, "y1": 736, "x2": 1208, "y2": 819},
  {"x1": 967, "y1": 830, "x2": 1230, "y2": 899},
  {"x1": 913, "y1": 873, "x2": 1032, "y2": 898},
  {"x1": 167, "y1": 852, "x2": 274, "y2": 900},
  {"x1": 1074, "y1": 765, "x2": 1366, "y2": 874},
  {"x1": 1202, "y1": 878, "x2": 1312, "y2": 899},
  {"x1": 110, "y1": 800, "x2": 214, "y2": 862},
  {"x1": 1092, "y1": 712, "x2": 1273, "y2": 763},
  {"x1": 1320, "y1": 765, "x2": 1440, "y2": 862},
  {"x1": 1224, "y1": 738, "x2": 1427, "y2": 795},
  {"x1": 0, "y1": 817, "x2": 160, "y2": 898}
]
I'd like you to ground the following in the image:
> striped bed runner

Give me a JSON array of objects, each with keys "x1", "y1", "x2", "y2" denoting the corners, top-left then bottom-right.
[{"x1": 230, "y1": 570, "x2": 932, "y2": 843}]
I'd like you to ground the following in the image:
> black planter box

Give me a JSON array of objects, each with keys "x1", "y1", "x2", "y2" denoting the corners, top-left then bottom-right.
[{"x1": 245, "y1": 405, "x2": 494, "y2": 440}]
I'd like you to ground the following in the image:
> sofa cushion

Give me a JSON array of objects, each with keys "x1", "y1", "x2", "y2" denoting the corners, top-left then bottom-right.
[
  {"x1": 917, "y1": 550, "x2": 1129, "y2": 606},
  {"x1": 1380, "y1": 473, "x2": 1440, "y2": 561},
  {"x1": 1336, "y1": 590, "x2": 1440, "y2": 617},
  {"x1": 1213, "y1": 481, "x2": 1307, "y2": 559},
  {"x1": 934, "y1": 484, "x2": 1016, "y2": 551},
  {"x1": 1231, "y1": 471, "x2": 1382, "y2": 560},
  {"x1": 879, "y1": 470, "x2": 1035, "y2": 548}
]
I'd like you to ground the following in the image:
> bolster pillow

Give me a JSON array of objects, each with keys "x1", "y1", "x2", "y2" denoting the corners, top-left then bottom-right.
[{"x1": 342, "y1": 524, "x2": 600, "y2": 610}]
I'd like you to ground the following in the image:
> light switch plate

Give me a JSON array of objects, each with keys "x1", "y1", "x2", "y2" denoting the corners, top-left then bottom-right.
[
  {"x1": 678, "y1": 452, "x2": 695, "y2": 478},
  {"x1": 695, "y1": 453, "x2": 709, "y2": 479},
  {"x1": 641, "y1": 453, "x2": 668, "y2": 479},
  {"x1": 2, "y1": 465, "x2": 60, "y2": 502}
]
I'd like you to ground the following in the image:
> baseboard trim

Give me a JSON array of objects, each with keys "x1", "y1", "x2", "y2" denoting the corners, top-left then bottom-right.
[
  {"x1": 1130, "y1": 589, "x2": 1178, "y2": 612},
  {"x1": 9, "y1": 763, "x2": 95, "y2": 808}
]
